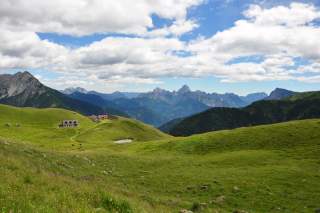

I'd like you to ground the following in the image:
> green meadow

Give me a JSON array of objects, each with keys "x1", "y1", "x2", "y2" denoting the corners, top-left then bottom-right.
[{"x1": 0, "y1": 104, "x2": 319, "y2": 212}]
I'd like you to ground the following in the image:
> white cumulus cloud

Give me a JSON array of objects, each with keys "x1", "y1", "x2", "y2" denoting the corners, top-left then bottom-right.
[
  {"x1": 1, "y1": 1, "x2": 320, "y2": 91},
  {"x1": 0, "y1": 0, "x2": 202, "y2": 36}
]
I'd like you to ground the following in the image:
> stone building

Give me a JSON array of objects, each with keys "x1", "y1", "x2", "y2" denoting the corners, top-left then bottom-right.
[
  {"x1": 88, "y1": 114, "x2": 108, "y2": 122},
  {"x1": 59, "y1": 120, "x2": 79, "y2": 128}
]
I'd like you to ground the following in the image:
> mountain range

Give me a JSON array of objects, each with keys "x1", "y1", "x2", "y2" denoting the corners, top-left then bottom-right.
[
  {"x1": 163, "y1": 90, "x2": 320, "y2": 136},
  {"x1": 1, "y1": 71, "x2": 305, "y2": 129},
  {"x1": 64, "y1": 85, "x2": 269, "y2": 126}
]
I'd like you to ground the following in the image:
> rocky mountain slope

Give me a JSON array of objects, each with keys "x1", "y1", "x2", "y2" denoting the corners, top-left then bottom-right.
[{"x1": 0, "y1": 71, "x2": 122, "y2": 116}]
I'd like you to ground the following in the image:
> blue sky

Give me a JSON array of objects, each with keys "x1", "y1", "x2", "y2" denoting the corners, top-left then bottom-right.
[{"x1": 1, "y1": 0, "x2": 320, "y2": 95}]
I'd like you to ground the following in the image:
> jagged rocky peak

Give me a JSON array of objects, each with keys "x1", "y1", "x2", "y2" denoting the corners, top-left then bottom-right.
[
  {"x1": 112, "y1": 91, "x2": 123, "y2": 95},
  {"x1": 272, "y1": 88, "x2": 292, "y2": 93},
  {"x1": 62, "y1": 87, "x2": 88, "y2": 95},
  {"x1": 14, "y1": 71, "x2": 40, "y2": 84},
  {"x1": 152, "y1": 87, "x2": 167, "y2": 94},
  {"x1": 0, "y1": 71, "x2": 44, "y2": 100},
  {"x1": 178, "y1": 85, "x2": 191, "y2": 94},
  {"x1": 16, "y1": 71, "x2": 33, "y2": 77}
]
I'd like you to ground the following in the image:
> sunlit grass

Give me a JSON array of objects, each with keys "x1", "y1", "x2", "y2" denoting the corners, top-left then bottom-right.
[{"x1": 0, "y1": 104, "x2": 319, "y2": 212}]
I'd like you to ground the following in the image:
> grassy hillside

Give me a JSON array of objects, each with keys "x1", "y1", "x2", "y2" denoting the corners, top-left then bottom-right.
[
  {"x1": 76, "y1": 117, "x2": 169, "y2": 144},
  {"x1": 0, "y1": 104, "x2": 319, "y2": 212},
  {"x1": 167, "y1": 91, "x2": 320, "y2": 136},
  {"x1": 0, "y1": 104, "x2": 168, "y2": 149}
]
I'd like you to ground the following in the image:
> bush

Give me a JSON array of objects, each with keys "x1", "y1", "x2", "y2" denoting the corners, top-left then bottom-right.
[
  {"x1": 23, "y1": 175, "x2": 33, "y2": 184},
  {"x1": 191, "y1": 202, "x2": 201, "y2": 212},
  {"x1": 98, "y1": 193, "x2": 133, "y2": 213}
]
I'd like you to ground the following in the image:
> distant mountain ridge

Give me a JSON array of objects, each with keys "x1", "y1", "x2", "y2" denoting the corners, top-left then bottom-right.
[
  {"x1": 164, "y1": 90, "x2": 320, "y2": 136},
  {"x1": 0, "y1": 72, "x2": 125, "y2": 116},
  {"x1": 131, "y1": 85, "x2": 268, "y2": 126},
  {"x1": 68, "y1": 92, "x2": 129, "y2": 117},
  {"x1": 138, "y1": 85, "x2": 267, "y2": 108},
  {"x1": 62, "y1": 87, "x2": 140, "y2": 100},
  {"x1": 242, "y1": 92, "x2": 269, "y2": 103},
  {"x1": 62, "y1": 87, "x2": 89, "y2": 95},
  {"x1": 64, "y1": 85, "x2": 268, "y2": 126}
]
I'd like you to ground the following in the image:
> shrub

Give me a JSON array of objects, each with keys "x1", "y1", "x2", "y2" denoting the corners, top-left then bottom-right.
[
  {"x1": 98, "y1": 193, "x2": 133, "y2": 213},
  {"x1": 23, "y1": 175, "x2": 33, "y2": 184},
  {"x1": 191, "y1": 202, "x2": 201, "y2": 212}
]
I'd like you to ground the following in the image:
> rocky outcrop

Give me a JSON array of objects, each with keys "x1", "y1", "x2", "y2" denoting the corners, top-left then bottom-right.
[
  {"x1": 0, "y1": 71, "x2": 105, "y2": 115},
  {"x1": 0, "y1": 71, "x2": 46, "y2": 105}
]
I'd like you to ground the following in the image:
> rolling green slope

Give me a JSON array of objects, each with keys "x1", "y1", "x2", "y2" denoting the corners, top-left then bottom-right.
[
  {"x1": 0, "y1": 104, "x2": 319, "y2": 212},
  {"x1": 0, "y1": 104, "x2": 93, "y2": 148},
  {"x1": 76, "y1": 118, "x2": 169, "y2": 143},
  {"x1": 0, "y1": 104, "x2": 93, "y2": 127},
  {"x1": 0, "y1": 104, "x2": 169, "y2": 149}
]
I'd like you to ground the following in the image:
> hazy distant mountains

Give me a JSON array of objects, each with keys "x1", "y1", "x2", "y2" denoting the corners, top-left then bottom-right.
[
  {"x1": 138, "y1": 85, "x2": 268, "y2": 108},
  {"x1": 63, "y1": 85, "x2": 269, "y2": 126},
  {"x1": 0, "y1": 72, "x2": 123, "y2": 116},
  {"x1": 62, "y1": 87, "x2": 89, "y2": 95},
  {"x1": 62, "y1": 87, "x2": 140, "y2": 100},
  {"x1": 68, "y1": 92, "x2": 128, "y2": 117},
  {"x1": 163, "y1": 90, "x2": 320, "y2": 136}
]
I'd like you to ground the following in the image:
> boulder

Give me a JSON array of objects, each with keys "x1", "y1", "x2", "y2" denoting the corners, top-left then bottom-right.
[
  {"x1": 233, "y1": 210, "x2": 248, "y2": 213},
  {"x1": 179, "y1": 210, "x2": 193, "y2": 213},
  {"x1": 212, "y1": 195, "x2": 225, "y2": 204}
]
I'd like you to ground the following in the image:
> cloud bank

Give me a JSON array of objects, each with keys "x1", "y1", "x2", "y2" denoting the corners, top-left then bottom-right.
[{"x1": 0, "y1": 1, "x2": 320, "y2": 90}]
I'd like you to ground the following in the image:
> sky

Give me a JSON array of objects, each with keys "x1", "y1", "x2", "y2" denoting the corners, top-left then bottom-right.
[{"x1": 1, "y1": 0, "x2": 320, "y2": 95}]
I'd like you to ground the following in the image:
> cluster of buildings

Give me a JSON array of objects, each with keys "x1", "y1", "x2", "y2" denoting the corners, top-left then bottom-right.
[
  {"x1": 58, "y1": 114, "x2": 110, "y2": 128},
  {"x1": 59, "y1": 120, "x2": 79, "y2": 128},
  {"x1": 88, "y1": 114, "x2": 109, "y2": 122}
]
